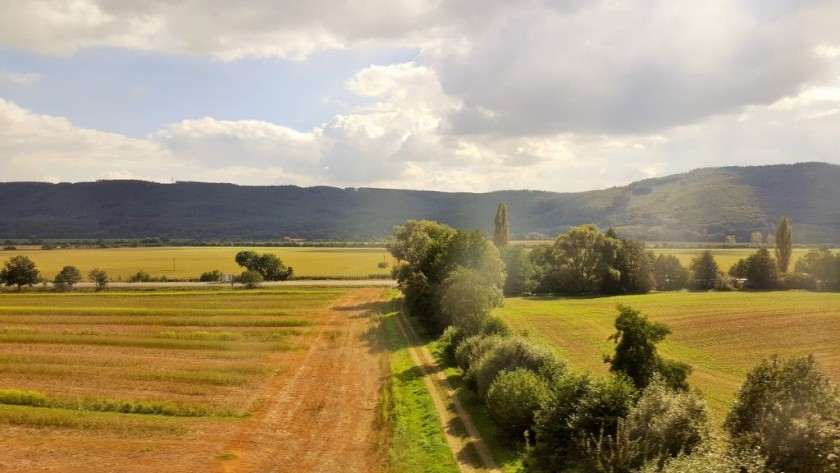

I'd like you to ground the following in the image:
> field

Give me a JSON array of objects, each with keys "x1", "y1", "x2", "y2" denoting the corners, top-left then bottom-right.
[
  {"x1": 0, "y1": 246, "x2": 395, "y2": 280},
  {"x1": 495, "y1": 291, "x2": 840, "y2": 422},
  {"x1": 0, "y1": 287, "x2": 391, "y2": 472},
  {"x1": 654, "y1": 247, "x2": 835, "y2": 272}
]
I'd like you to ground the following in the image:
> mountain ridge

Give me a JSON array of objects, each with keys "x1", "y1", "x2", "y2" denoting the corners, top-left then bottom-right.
[{"x1": 1, "y1": 162, "x2": 838, "y2": 243}]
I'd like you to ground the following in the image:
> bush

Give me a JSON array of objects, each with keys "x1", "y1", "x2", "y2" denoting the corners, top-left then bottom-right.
[
  {"x1": 473, "y1": 337, "x2": 565, "y2": 399},
  {"x1": 88, "y1": 269, "x2": 108, "y2": 291},
  {"x1": 239, "y1": 270, "x2": 263, "y2": 289},
  {"x1": 486, "y1": 369, "x2": 550, "y2": 440},
  {"x1": 640, "y1": 441, "x2": 767, "y2": 473},
  {"x1": 438, "y1": 326, "x2": 463, "y2": 367},
  {"x1": 127, "y1": 270, "x2": 152, "y2": 283},
  {"x1": 530, "y1": 373, "x2": 636, "y2": 472},
  {"x1": 481, "y1": 315, "x2": 511, "y2": 337},
  {"x1": 199, "y1": 269, "x2": 223, "y2": 282},
  {"x1": 778, "y1": 272, "x2": 818, "y2": 290},
  {"x1": 454, "y1": 335, "x2": 505, "y2": 391},
  {"x1": 725, "y1": 354, "x2": 840, "y2": 473},
  {"x1": 53, "y1": 265, "x2": 82, "y2": 291}
]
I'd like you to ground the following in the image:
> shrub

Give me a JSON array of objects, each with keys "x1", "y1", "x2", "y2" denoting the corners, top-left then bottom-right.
[
  {"x1": 438, "y1": 325, "x2": 463, "y2": 367},
  {"x1": 725, "y1": 354, "x2": 840, "y2": 473},
  {"x1": 486, "y1": 368, "x2": 550, "y2": 440},
  {"x1": 640, "y1": 440, "x2": 767, "y2": 473},
  {"x1": 473, "y1": 337, "x2": 565, "y2": 399},
  {"x1": 127, "y1": 270, "x2": 152, "y2": 283},
  {"x1": 53, "y1": 265, "x2": 82, "y2": 291},
  {"x1": 778, "y1": 272, "x2": 818, "y2": 290},
  {"x1": 454, "y1": 335, "x2": 505, "y2": 391},
  {"x1": 199, "y1": 269, "x2": 223, "y2": 282},
  {"x1": 530, "y1": 373, "x2": 636, "y2": 472},
  {"x1": 88, "y1": 269, "x2": 108, "y2": 291},
  {"x1": 239, "y1": 270, "x2": 263, "y2": 289},
  {"x1": 481, "y1": 315, "x2": 511, "y2": 337}
]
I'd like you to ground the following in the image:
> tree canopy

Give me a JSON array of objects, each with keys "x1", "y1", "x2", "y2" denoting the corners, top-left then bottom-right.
[
  {"x1": 493, "y1": 202, "x2": 510, "y2": 249},
  {"x1": 234, "y1": 251, "x2": 293, "y2": 281},
  {"x1": 775, "y1": 216, "x2": 793, "y2": 273},
  {"x1": 0, "y1": 256, "x2": 40, "y2": 290}
]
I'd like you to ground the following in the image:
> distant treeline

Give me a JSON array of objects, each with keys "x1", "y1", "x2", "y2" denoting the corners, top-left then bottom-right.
[{"x1": 1, "y1": 162, "x2": 839, "y2": 243}]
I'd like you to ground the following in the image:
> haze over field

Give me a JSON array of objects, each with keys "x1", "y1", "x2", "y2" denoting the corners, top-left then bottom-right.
[{"x1": 1, "y1": 1, "x2": 840, "y2": 192}]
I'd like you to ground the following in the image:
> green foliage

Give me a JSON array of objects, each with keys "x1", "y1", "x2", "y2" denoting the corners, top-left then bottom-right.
[
  {"x1": 88, "y1": 268, "x2": 108, "y2": 291},
  {"x1": 493, "y1": 202, "x2": 510, "y2": 248},
  {"x1": 652, "y1": 254, "x2": 689, "y2": 290},
  {"x1": 744, "y1": 248, "x2": 778, "y2": 290},
  {"x1": 53, "y1": 265, "x2": 82, "y2": 290},
  {"x1": 234, "y1": 251, "x2": 292, "y2": 281},
  {"x1": 612, "y1": 240, "x2": 656, "y2": 294},
  {"x1": 1, "y1": 255, "x2": 40, "y2": 290},
  {"x1": 199, "y1": 269, "x2": 223, "y2": 282},
  {"x1": 480, "y1": 315, "x2": 511, "y2": 337},
  {"x1": 473, "y1": 337, "x2": 565, "y2": 399},
  {"x1": 239, "y1": 270, "x2": 263, "y2": 289},
  {"x1": 725, "y1": 354, "x2": 840, "y2": 473},
  {"x1": 437, "y1": 325, "x2": 463, "y2": 367},
  {"x1": 775, "y1": 216, "x2": 793, "y2": 273},
  {"x1": 454, "y1": 335, "x2": 506, "y2": 391},
  {"x1": 641, "y1": 441, "x2": 767, "y2": 473},
  {"x1": 389, "y1": 220, "x2": 505, "y2": 334},
  {"x1": 485, "y1": 368, "x2": 550, "y2": 440},
  {"x1": 607, "y1": 305, "x2": 690, "y2": 390},
  {"x1": 530, "y1": 373, "x2": 637, "y2": 472},
  {"x1": 502, "y1": 247, "x2": 537, "y2": 296},
  {"x1": 127, "y1": 270, "x2": 152, "y2": 283},
  {"x1": 795, "y1": 248, "x2": 840, "y2": 291},
  {"x1": 689, "y1": 250, "x2": 720, "y2": 290},
  {"x1": 440, "y1": 267, "x2": 504, "y2": 335},
  {"x1": 553, "y1": 224, "x2": 619, "y2": 294}
]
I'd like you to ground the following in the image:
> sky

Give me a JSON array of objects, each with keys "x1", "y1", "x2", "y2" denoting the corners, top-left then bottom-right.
[{"x1": 1, "y1": 0, "x2": 839, "y2": 193}]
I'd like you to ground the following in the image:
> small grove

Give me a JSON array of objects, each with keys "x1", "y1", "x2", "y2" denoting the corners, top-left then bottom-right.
[{"x1": 388, "y1": 218, "x2": 840, "y2": 473}]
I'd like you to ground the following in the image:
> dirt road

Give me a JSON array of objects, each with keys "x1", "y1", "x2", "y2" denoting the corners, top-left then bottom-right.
[
  {"x1": 218, "y1": 288, "x2": 389, "y2": 473},
  {"x1": 394, "y1": 311, "x2": 502, "y2": 473}
]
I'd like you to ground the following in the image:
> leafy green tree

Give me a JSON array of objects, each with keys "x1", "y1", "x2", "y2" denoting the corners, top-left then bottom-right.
[
  {"x1": 88, "y1": 269, "x2": 108, "y2": 291},
  {"x1": 486, "y1": 368, "x2": 550, "y2": 441},
  {"x1": 725, "y1": 354, "x2": 840, "y2": 473},
  {"x1": 744, "y1": 248, "x2": 778, "y2": 289},
  {"x1": 553, "y1": 224, "x2": 619, "y2": 294},
  {"x1": 440, "y1": 267, "x2": 503, "y2": 335},
  {"x1": 652, "y1": 254, "x2": 689, "y2": 291},
  {"x1": 53, "y1": 265, "x2": 82, "y2": 291},
  {"x1": 234, "y1": 251, "x2": 293, "y2": 281},
  {"x1": 239, "y1": 270, "x2": 263, "y2": 289},
  {"x1": 199, "y1": 269, "x2": 223, "y2": 282},
  {"x1": 688, "y1": 250, "x2": 720, "y2": 290},
  {"x1": 473, "y1": 337, "x2": 565, "y2": 399},
  {"x1": 775, "y1": 216, "x2": 793, "y2": 273},
  {"x1": 612, "y1": 240, "x2": 656, "y2": 294},
  {"x1": 795, "y1": 248, "x2": 839, "y2": 291},
  {"x1": 606, "y1": 305, "x2": 690, "y2": 390},
  {"x1": 750, "y1": 231, "x2": 763, "y2": 246},
  {"x1": 493, "y1": 202, "x2": 510, "y2": 249},
  {"x1": 1, "y1": 256, "x2": 40, "y2": 290},
  {"x1": 389, "y1": 221, "x2": 504, "y2": 333},
  {"x1": 502, "y1": 246, "x2": 536, "y2": 295}
]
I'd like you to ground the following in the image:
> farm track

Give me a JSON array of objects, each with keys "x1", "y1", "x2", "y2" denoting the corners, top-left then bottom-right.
[
  {"x1": 394, "y1": 311, "x2": 501, "y2": 473},
  {"x1": 217, "y1": 288, "x2": 389, "y2": 473}
]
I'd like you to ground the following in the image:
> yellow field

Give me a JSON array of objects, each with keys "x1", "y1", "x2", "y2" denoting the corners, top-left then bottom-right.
[
  {"x1": 0, "y1": 246, "x2": 395, "y2": 280},
  {"x1": 495, "y1": 291, "x2": 840, "y2": 423}
]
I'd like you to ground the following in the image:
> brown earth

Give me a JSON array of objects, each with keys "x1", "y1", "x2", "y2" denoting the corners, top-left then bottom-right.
[{"x1": 0, "y1": 288, "x2": 389, "y2": 473}]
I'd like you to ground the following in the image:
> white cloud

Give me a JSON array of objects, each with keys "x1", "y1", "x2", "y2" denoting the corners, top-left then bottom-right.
[{"x1": 0, "y1": 71, "x2": 42, "y2": 86}]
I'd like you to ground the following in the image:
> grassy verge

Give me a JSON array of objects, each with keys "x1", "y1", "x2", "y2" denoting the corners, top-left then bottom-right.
[
  {"x1": 426, "y1": 336, "x2": 526, "y2": 473},
  {"x1": 380, "y1": 311, "x2": 459, "y2": 473}
]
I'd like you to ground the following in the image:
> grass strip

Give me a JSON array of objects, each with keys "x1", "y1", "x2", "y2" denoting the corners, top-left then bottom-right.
[
  {"x1": 380, "y1": 312, "x2": 459, "y2": 473},
  {"x1": 0, "y1": 389, "x2": 242, "y2": 417},
  {"x1": 0, "y1": 333, "x2": 233, "y2": 350},
  {"x1": 0, "y1": 404, "x2": 190, "y2": 434}
]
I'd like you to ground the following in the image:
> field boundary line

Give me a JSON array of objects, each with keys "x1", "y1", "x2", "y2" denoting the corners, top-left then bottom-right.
[{"x1": 394, "y1": 310, "x2": 501, "y2": 473}]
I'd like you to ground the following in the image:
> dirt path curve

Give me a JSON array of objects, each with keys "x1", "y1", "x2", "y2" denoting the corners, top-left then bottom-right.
[
  {"x1": 394, "y1": 311, "x2": 502, "y2": 473},
  {"x1": 217, "y1": 288, "x2": 388, "y2": 473}
]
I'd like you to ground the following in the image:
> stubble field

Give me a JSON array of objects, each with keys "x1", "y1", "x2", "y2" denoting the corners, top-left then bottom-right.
[
  {"x1": 0, "y1": 287, "x2": 391, "y2": 472},
  {"x1": 495, "y1": 291, "x2": 840, "y2": 422}
]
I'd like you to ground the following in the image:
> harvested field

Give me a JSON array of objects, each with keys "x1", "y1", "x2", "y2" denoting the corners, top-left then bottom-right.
[{"x1": 0, "y1": 287, "x2": 390, "y2": 472}]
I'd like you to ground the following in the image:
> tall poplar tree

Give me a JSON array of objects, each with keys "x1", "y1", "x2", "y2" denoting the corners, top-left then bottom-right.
[
  {"x1": 775, "y1": 216, "x2": 793, "y2": 273},
  {"x1": 493, "y1": 203, "x2": 510, "y2": 248}
]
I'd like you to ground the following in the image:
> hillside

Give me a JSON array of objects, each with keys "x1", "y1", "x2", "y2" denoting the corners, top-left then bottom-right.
[{"x1": 0, "y1": 162, "x2": 838, "y2": 243}]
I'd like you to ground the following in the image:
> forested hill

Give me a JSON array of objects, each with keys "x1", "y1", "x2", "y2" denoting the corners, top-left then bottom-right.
[{"x1": 1, "y1": 162, "x2": 838, "y2": 243}]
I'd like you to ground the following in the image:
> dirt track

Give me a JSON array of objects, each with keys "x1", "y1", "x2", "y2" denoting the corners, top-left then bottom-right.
[{"x1": 217, "y1": 288, "x2": 388, "y2": 473}]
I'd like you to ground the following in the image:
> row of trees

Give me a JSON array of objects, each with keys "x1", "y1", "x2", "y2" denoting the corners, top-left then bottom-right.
[{"x1": 0, "y1": 256, "x2": 109, "y2": 291}]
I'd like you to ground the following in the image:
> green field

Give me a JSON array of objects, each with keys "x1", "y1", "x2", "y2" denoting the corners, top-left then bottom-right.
[
  {"x1": 495, "y1": 291, "x2": 840, "y2": 422},
  {"x1": 0, "y1": 246, "x2": 394, "y2": 280}
]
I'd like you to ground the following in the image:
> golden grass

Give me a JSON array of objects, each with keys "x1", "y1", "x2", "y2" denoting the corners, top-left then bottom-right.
[
  {"x1": 495, "y1": 291, "x2": 840, "y2": 423},
  {"x1": 1, "y1": 246, "x2": 395, "y2": 280}
]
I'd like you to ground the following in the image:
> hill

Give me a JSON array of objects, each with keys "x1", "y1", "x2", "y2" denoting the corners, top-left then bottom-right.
[{"x1": 0, "y1": 162, "x2": 838, "y2": 243}]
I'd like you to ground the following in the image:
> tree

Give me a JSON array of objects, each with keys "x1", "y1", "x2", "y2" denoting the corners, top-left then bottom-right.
[
  {"x1": 775, "y1": 216, "x2": 793, "y2": 273},
  {"x1": 235, "y1": 251, "x2": 293, "y2": 281},
  {"x1": 1, "y1": 256, "x2": 40, "y2": 290},
  {"x1": 724, "y1": 234, "x2": 737, "y2": 246},
  {"x1": 652, "y1": 254, "x2": 689, "y2": 291},
  {"x1": 88, "y1": 269, "x2": 108, "y2": 291},
  {"x1": 553, "y1": 224, "x2": 618, "y2": 294},
  {"x1": 612, "y1": 240, "x2": 655, "y2": 294},
  {"x1": 502, "y1": 247, "x2": 536, "y2": 296},
  {"x1": 795, "y1": 248, "x2": 840, "y2": 291},
  {"x1": 53, "y1": 265, "x2": 82, "y2": 291},
  {"x1": 440, "y1": 267, "x2": 503, "y2": 335},
  {"x1": 493, "y1": 202, "x2": 510, "y2": 249},
  {"x1": 486, "y1": 368, "x2": 550, "y2": 440},
  {"x1": 750, "y1": 231, "x2": 763, "y2": 247},
  {"x1": 239, "y1": 270, "x2": 263, "y2": 289},
  {"x1": 744, "y1": 248, "x2": 778, "y2": 289},
  {"x1": 725, "y1": 354, "x2": 840, "y2": 473},
  {"x1": 689, "y1": 250, "x2": 720, "y2": 290},
  {"x1": 606, "y1": 305, "x2": 690, "y2": 390}
]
